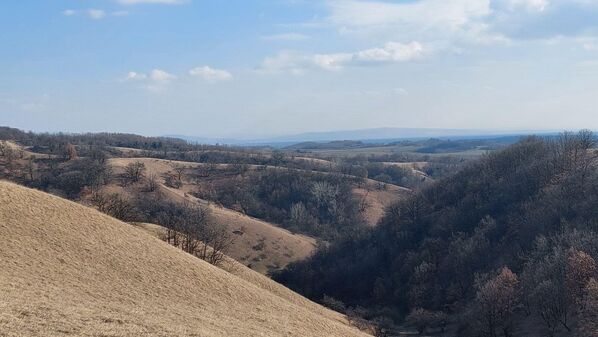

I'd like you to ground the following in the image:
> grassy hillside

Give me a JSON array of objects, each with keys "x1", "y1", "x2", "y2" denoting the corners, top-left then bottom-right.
[
  {"x1": 0, "y1": 181, "x2": 370, "y2": 337},
  {"x1": 107, "y1": 157, "x2": 317, "y2": 274}
]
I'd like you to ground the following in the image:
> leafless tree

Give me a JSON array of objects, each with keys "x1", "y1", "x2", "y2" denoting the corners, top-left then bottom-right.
[
  {"x1": 566, "y1": 248, "x2": 597, "y2": 306},
  {"x1": 123, "y1": 161, "x2": 146, "y2": 185},
  {"x1": 144, "y1": 173, "x2": 159, "y2": 192},
  {"x1": 172, "y1": 163, "x2": 185, "y2": 181},
  {"x1": 91, "y1": 192, "x2": 138, "y2": 221},
  {"x1": 474, "y1": 267, "x2": 519, "y2": 337}
]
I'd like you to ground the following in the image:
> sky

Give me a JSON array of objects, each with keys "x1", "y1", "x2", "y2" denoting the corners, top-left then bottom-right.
[{"x1": 1, "y1": 0, "x2": 598, "y2": 138}]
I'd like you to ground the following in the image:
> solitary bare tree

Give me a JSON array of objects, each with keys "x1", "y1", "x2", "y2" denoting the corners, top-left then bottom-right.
[
  {"x1": 123, "y1": 161, "x2": 146, "y2": 185},
  {"x1": 172, "y1": 163, "x2": 186, "y2": 181}
]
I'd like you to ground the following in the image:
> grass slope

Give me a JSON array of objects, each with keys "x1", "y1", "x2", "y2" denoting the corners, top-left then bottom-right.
[
  {"x1": 0, "y1": 181, "x2": 370, "y2": 337},
  {"x1": 107, "y1": 157, "x2": 317, "y2": 274}
]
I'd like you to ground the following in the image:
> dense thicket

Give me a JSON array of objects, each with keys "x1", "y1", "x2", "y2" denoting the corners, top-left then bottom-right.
[
  {"x1": 196, "y1": 169, "x2": 366, "y2": 240},
  {"x1": 275, "y1": 131, "x2": 598, "y2": 336}
]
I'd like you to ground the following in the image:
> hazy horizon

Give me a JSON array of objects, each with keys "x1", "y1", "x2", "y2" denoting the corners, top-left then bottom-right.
[
  {"x1": 2, "y1": 1, "x2": 598, "y2": 137},
  {"x1": 1, "y1": 125, "x2": 563, "y2": 142}
]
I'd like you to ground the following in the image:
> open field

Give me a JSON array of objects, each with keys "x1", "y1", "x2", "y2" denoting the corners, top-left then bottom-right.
[{"x1": 0, "y1": 181, "x2": 370, "y2": 337}]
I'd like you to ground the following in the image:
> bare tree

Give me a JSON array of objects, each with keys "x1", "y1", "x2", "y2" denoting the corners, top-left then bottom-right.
[
  {"x1": 91, "y1": 192, "x2": 138, "y2": 221},
  {"x1": 123, "y1": 161, "x2": 146, "y2": 185},
  {"x1": 474, "y1": 267, "x2": 519, "y2": 337},
  {"x1": 197, "y1": 222, "x2": 234, "y2": 266},
  {"x1": 172, "y1": 163, "x2": 185, "y2": 181},
  {"x1": 145, "y1": 173, "x2": 159, "y2": 192},
  {"x1": 566, "y1": 248, "x2": 597, "y2": 306},
  {"x1": 523, "y1": 247, "x2": 570, "y2": 335}
]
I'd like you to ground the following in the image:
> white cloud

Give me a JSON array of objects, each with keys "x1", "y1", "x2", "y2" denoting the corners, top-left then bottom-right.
[
  {"x1": 150, "y1": 69, "x2": 177, "y2": 82},
  {"x1": 116, "y1": 0, "x2": 188, "y2": 4},
  {"x1": 63, "y1": 8, "x2": 127, "y2": 20},
  {"x1": 189, "y1": 66, "x2": 233, "y2": 81},
  {"x1": 319, "y1": 0, "x2": 598, "y2": 47},
  {"x1": 325, "y1": 0, "x2": 491, "y2": 32},
  {"x1": 124, "y1": 69, "x2": 176, "y2": 92},
  {"x1": 261, "y1": 41, "x2": 426, "y2": 73},
  {"x1": 355, "y1": 41, "x2": 424, "y2": 62},
  {"x1": 312, "y1": 53, "x2": 353, "y2": 70},
  {"x1": 88, "y1": 9, "x2": 106, "y2": 20},
  {"x1": 126, "y1": 71, "x2": 147, "y2": 80},
  {"x1": 505, "y1": 0, "x2": 550, "y2": 12},
  {"x1": 318, "y1": 0, "x2": 516, "y2": 48},
  {"x1": 261, "y1": 33, "x2": 310, "y2": 41},
  {"x1": 261, "y1": 51, "x2": 311, "y2": 74}
]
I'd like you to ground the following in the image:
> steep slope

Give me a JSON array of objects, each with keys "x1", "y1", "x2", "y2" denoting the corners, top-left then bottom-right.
[
  {"x1": 353, "y1": 187, "x2": 402, "y2": 226},
  {"x1": 275, "y1": 135, "x2": 598, "y2": 335},
  {"x1": 107, "y1": 157, "x2": 317, "y2": 274},
  {"x1": 134, "y1": 222, "x2": 348, "y2": 320},
  {"x1": 0, "y1": 181, "x2": 370, "y2": 337}
]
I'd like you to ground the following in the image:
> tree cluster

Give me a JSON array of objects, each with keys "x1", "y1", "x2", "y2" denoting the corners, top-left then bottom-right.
[{"x1": 275, "y1": 131, "x2": 598, "y2": 336}]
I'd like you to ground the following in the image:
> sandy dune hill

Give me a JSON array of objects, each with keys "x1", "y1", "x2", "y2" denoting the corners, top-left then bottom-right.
[
  {"x1": 107, "y1": 158, "x2": 317, "y2": 274},
  {"x1": 0, "y1": 181, "x2": 370, "y2": 337}
]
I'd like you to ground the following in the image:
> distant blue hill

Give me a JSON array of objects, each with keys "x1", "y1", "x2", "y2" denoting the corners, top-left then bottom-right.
[{"x1": 167, "y1": 127, "x2": 560, "y2": 147}]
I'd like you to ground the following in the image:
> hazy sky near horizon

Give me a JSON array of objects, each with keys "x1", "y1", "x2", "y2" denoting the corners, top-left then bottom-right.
[{"x1": 1, "y1": 0, "x2": 598, "y2": 138}]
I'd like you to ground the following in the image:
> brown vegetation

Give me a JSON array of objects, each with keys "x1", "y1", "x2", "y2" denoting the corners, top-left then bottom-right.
[{"x1": 0, "y1": 181, "x2": 370, "y2": 337}]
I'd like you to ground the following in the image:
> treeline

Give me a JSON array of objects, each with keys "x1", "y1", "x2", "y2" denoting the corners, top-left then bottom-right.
[
  {"x1": 0, "y1": 126, "x2": 264, "y2": 161},
  {"x1": 1, "y1": 126, "x2": 455, "y2": 189},
  {"x1": 275, "y1": 131, "x2": 598, "y2": 336}
]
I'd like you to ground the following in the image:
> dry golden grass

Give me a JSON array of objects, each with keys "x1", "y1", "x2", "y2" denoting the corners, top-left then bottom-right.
[
  {"x1": 0, "y1": 181, "x2": 370, "y2": 337},
  {"x1": 0, "y1": 140, "x2": 56, "y2": 159},
  {"x1": 107, "y1": 158, "x2": 317, "y2": 274},
  {"x1": 107, "y1": 157, "x2": 414, "y2": 269},
  {"x1": 353, "y1": 186, "x2": 408, "y2": 226},
  {"x1": 134, "y1": 222, "x2": 346, "y2": 321},
  {"x1": 380, "y1": 161, "x2": 432, "y2": 180}
]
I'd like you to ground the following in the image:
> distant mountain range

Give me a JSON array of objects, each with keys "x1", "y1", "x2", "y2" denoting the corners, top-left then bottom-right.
[{"x1": 167, "y1": 127, "x2": 557, "y2": 147}]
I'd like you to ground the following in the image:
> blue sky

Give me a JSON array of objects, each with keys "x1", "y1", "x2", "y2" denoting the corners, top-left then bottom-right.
[{"x1": 1, "y1": 0, "x2": 598, "y2": 138}]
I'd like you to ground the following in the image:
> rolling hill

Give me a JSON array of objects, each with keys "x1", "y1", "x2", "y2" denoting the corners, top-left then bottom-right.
[
  {"x1": 106, "y1": 157, "x2": 317, "y2": 274},
  {"x1": 0, "y1": 181, "x2": 370, "y2": 337}
]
